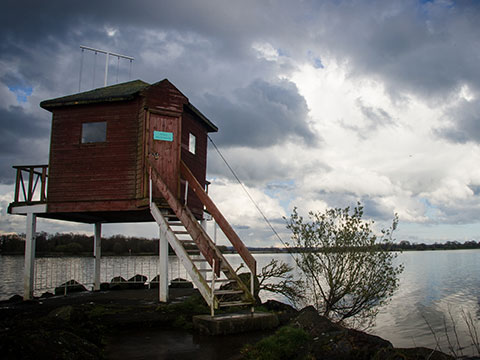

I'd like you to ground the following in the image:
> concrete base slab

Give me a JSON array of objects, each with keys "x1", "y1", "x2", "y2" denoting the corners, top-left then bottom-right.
[{"x1": 193, "y1": 312, "x2": 279, "y2": 335}]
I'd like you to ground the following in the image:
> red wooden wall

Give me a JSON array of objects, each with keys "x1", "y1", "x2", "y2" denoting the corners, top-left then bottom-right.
[
  {"x1": 181, "y1": 107, "x2": 209, "y2": 217},
  {"x1": 47, "y1": 100, "x2": 141, "y2": 209}
]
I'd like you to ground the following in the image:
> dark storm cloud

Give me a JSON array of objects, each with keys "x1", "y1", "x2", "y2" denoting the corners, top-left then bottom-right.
[
  {"x1": 313, "y1": 0, "x2": 480, "y2": 102},
  {"x1": 202, "y1": 79, "x2": 317, "y2": 148},
  {"x1": 0, "y1": 107, "x2": 50, "y2": 184},
  {"x1": 436, "y1": 99, "x2": 480, "y2": 143}
]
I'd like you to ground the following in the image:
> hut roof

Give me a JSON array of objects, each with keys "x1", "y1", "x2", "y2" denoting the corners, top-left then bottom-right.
[
  {"x1": 40, "y1": 79, "x2": 218, "y2": 132},
  {"x1": 40, "y1": 80, "x2": 150, "y2": 109}
]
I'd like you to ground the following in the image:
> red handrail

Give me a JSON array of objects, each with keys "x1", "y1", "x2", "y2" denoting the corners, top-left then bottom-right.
[{"x1": 180, "y1": 161, "x2": 256, "y2": 276}]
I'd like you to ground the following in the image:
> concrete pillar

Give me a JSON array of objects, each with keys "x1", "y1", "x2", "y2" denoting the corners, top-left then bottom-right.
[
  {"x1": 23, "y1": 212, "x2": 37, "y2": 300},
  {"x1": 94, "y1": 223, "x2": 102, "y2": 291},
  {"x1": 159, "y1": 225, "x2": 169, "y2": 302}
]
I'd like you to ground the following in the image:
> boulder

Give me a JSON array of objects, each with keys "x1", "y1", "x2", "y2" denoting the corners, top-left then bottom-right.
[
  {"x1": 290, "y1": 306, "x2": 393, "y2": 360},
  {"x1": 149, "y1": 274, "x2": 160, "y2": 288},
  {"x1": 372, "y1": 347, "x2": 455, "y2": 360},
  {"x1": 109, "y1": 276, "x2": 128, "y2": 290},
  {"x1": 127, "y1": 274, "x2": 147, "y2": 289},
  {"x1": 54, "y1": 280, "x2": 87, "y2": 295},
  {"x1": 100, "y1": 282, "x2": 110, "y2": 291},
  {"x1": 262, "y1": 299, "x2": 298, "y2": 324},
  {"x1": 40, "y1": 292, "x2": 54, "y2": 299},
  {"x1": 6, "y1": 294, "x2": 23, "y2": 303},
  {"x1": 169, "y1": 278, "x2": 193, "y2": 289}
]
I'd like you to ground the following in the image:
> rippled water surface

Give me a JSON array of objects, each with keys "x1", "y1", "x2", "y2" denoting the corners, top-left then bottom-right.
[{"x1": 1, "y1": 250, "x2": 479, "y2": 354}]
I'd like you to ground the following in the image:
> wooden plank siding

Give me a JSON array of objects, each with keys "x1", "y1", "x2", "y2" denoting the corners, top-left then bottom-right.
[
  {"x1": 47, "y1": 100, "x2": 141, "y2": 206},
  {"x1": 180, "y1": 107, "x2": 209, "y2": 218}
]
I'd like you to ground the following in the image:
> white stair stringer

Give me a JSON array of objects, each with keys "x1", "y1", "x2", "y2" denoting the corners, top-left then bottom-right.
[{"x1": 150, "y1": 202, "x2": 217, "y2": 308}]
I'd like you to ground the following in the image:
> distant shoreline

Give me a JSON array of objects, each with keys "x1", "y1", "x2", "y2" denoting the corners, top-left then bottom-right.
[{"x1": 1, "y1": 246, "x2": 480, "y2": 257}]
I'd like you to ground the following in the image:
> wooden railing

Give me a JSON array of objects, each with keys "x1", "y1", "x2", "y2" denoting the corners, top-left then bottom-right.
[
  {"x1": 12, "y1": 165, "x2": 48, "y2": 205},
  {"x1": 149, "y1": 162, "x2": 223, "y2": 276},
  {"x1": 180, "y1": 161, "x2": 257, "y2": 277}
]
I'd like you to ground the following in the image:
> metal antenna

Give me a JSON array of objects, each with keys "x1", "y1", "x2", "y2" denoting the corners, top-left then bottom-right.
[
  {"x1": 116, "y1": 56, "x2": 120, "y2": 83},
  {"x1": 93, "y1": 51, "x2": 97, "y2": 88},
  {"x1": 80, "y1": 45, "x2": 135, "y2": 87},
  {"x1": 78, "y1": 48, "x2": 85, "y2": 92}
]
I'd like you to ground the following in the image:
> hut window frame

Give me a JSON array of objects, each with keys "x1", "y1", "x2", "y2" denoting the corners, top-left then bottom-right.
[
  {"x1": 189, "y1": 133, "x2": 196, "y2": 155},
  {"x1": 81, "y1": 121, "x2": 107, "y2": 144}
]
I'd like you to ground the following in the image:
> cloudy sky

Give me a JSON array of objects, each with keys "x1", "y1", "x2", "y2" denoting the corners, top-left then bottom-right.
[{"x1": 1, "y1": 0, "x2": 480, "y2": 246}]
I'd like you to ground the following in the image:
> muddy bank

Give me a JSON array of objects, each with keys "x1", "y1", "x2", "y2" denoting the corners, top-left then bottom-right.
[{"x1": 0, "y1": 289, "x2": 459, "y2": 359}]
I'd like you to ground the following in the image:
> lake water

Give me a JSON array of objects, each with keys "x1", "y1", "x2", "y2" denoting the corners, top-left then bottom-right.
[{"x1": 1, "y1": 250, "x2": 479, "y2": 355}]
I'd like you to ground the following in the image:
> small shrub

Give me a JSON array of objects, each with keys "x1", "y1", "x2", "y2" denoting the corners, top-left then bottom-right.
[{"x1": 242, "y1": 326, "x2": 312, "y2": 360}]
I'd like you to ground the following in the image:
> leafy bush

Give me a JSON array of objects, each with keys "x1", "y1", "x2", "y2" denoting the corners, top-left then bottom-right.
[{"x1": 242, "y1": 326, "x2": 312, "y2": 360}]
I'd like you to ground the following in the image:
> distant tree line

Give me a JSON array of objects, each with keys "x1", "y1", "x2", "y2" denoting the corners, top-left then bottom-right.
[
  {"x1": 0, "y1": 232, "x2": 229, "y2": 256},
  {"x1": 389, "y1": 240, "x2": 480, "y2": 251},
  {"x1": 281, "y1": 240, "x2": 480, "y2": 253}
]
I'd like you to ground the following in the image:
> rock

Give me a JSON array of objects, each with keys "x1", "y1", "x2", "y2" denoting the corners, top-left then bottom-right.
[
  {"x1": 373, "y1": 347, "x2": 455, "y2": 360},
  {"x1": 292, "y1": 306, "x2": 344, "y2": 335},
  {"x1": 262, "y1": 299, "x2": 298, "y2": 324},
  {"x1": 127, "y1": 274, "x2": 147, "y2": 289},
  {"x1": 346, "y1": 328, "x2": 394, "y2": 359},
  {"x1": 54, "y1": 280, "x2": 87, "y2": 295},
  {"x1": 290, "y1": 306, "x2": 393, "y2": 360},
  {"x1": 109, "y1": 276, "x2": 128, "y2": 290},
  {"x1": 100, "y1": 282, "x2": 110, "y2": 291},
  {"x1": 6, "y1": 294, "x2": 23, "y2": 303},
  {"x1": 149, "y1": 274, "x2": 160, "y2": 288},
  {"x1": 169, "y1": 278, "x2": 193, "y2": 288}
]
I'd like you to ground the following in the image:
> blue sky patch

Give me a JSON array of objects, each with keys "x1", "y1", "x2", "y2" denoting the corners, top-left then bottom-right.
[{"x1": 9, "y1": 85, "x2": 33, "y2": 103}]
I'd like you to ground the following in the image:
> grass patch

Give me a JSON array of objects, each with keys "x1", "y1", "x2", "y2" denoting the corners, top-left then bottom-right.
[{"x1": 241, "y1": 326, "x2": 312, "y2": 360}]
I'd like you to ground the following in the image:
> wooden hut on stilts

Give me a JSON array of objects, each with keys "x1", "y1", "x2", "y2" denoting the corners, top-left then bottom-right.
[{"x1": 8, "y1": 79, "x2": 256, "y2": 315}]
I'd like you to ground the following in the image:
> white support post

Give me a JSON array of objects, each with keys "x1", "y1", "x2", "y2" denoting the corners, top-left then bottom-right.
[
  {"x1": 211, "y1": 259, "x2": 216, "y2": 317},
  {"x1": 104, "y1": 52, "x2": 109, "y2": 87},
  {"x1": 159, "y1": 225, "x2": 169, "y2": 302},
  {"x1": 94, "y1": 223, "x2": 102, "y2": 291},
  {"x1": 23, "y1": 212, "x2": 37, "y2": 300}
]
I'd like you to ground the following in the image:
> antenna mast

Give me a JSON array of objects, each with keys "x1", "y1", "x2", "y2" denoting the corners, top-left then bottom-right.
[{"x1": 79, "y1": 45, "x2": 135, "y2": 90}]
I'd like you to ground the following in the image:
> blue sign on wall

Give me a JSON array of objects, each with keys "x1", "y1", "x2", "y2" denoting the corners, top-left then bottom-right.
[{"x1": 153, "y1": 131, "x2": 173, "y2": 142}]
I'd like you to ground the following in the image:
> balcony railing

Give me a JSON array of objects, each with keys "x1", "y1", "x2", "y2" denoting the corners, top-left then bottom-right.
[{"x1": 12, "y1": 165, "x2": 48, "y2": 205}]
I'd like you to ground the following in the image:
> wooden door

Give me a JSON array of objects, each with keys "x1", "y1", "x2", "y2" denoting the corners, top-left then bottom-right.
[{"x1": 148, "y1": 113, "x2": 181, "y2": 200}]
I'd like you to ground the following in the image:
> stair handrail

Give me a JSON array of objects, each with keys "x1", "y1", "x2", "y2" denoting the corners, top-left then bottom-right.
[
  {"x1": 180, "y1": 161, "x2": 257, "y2": 277},
  {"x1": 149, "y1": 162, "x2": 222, "y2": 276}
]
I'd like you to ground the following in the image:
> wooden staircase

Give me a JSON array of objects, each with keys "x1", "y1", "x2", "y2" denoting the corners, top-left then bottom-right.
[{"x1": 149, "y1": 160, "x2": 256, "y2": 314}]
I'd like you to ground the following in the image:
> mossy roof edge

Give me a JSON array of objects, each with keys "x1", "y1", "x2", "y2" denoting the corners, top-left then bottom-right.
[{"x1": 40, "y1": 80, "x2": 150, "y2": 110}]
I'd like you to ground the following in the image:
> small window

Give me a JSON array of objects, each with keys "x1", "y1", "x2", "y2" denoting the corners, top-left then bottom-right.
[
  {"x1": 82, "y1": 122, "x2": 107, "y2": 143},
  {"x1": 189, "y1": 133, "x2": 196, "y2": 154}
]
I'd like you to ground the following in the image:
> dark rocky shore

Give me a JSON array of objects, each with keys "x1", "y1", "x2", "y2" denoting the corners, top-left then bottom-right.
[{"x1": 0, "y1": 288, "x2": 457, "y2": 359}]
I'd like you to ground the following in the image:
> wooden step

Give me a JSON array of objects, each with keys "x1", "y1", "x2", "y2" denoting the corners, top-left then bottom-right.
[
  {"x1": 191, "y1": 258, "x2": 208, "y2": 262},
  {"x1": 214, "y1": 289, "x2": 243, "y2": 295},
  {"x1": 173, "y1": 230, "x2": 190, "y2": 235},
  {"x1": 168, "y1": 221, "x2": 183, "y2": 225},
  {"x1": 206, "y1": 278, "x2": 235, "y2": 283},
  {"x1": 179, "y1": 240, "x2": 196, "y2": 245},
  {"x1": 218, "y1": 301, "x2": 253, "y2": 307}
]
